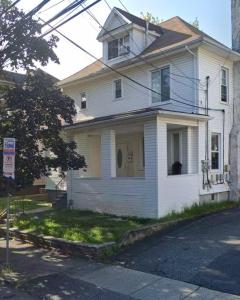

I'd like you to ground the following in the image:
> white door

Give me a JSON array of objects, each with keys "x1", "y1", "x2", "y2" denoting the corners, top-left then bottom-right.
[{"x1": 116, "y1": 143, "x2": 127, "y2": 177}]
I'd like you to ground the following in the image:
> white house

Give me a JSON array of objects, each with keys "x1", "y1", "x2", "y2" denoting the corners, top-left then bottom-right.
[{"x1": 47, "y1": 8, "x2": 240, "y2": 218}]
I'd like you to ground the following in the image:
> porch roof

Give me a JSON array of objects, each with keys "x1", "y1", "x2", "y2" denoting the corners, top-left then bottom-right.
[{"x1": 64, "y1": 107, "x2": 211, "y2": 130}]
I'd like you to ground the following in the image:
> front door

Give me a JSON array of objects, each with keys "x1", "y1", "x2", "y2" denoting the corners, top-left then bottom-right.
[{"x1": 116, "y1": 142, "x2": 134, "y2": 177}]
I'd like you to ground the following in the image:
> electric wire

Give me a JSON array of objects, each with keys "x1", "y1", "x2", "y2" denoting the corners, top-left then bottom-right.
[
  {"x1": 103, "y1": 0, "x2": 205, "y2": 92},
  {"x1": 42, "y1": 0, "x2": 87, "y2": 28},
  {"x1": 37, "y1": 0, "x2": 68, "y2": 15},
  {"x1": 81, "y1": 3, "x2": 204, "y2": 106},
  {"x1": 41, "y1": 0, "x2": 102, "y2": 37},
  {"x1": 39, "y1": 16, "x2": 207, "y2": 111}
]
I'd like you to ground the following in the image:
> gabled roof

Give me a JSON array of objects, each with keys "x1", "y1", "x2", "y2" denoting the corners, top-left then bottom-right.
[
  {"x1": 59, "y1": 12, "x2": 238, "y2": 87},
  {"x1": 114, "y1": 7, "x2": 163, "y2": 34}
]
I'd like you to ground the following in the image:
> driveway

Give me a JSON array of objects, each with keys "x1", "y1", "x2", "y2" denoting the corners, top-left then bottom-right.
[{"x1": 114, "y1": 207, "x2": 240, "y2": 296}]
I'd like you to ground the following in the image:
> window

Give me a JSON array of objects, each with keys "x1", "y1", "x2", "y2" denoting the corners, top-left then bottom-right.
[
  {"x1": 211, "y1": 133, "x2": 220, "y2": 170},
  {"x1": 108, "y1": 39, "x2": 118, "y2": 60},
  {"x1": 173, "y1": 132, "x2": 180, "y2": 163},
  {"x1": 151, "y1": 66, "x2": 170, "y2": 103},
  {"x1": 80, "y1": 92, "x2": 86, "y2": 109},
  {"x1": 221, "y1": 67, "x2": 229, "y2": 102},
  {"x1": 114, "y1": 79, "x2": 122, "y2": 99},
  {"x1": 108, "y1": 34, "x2": 130, "y2": 60}
]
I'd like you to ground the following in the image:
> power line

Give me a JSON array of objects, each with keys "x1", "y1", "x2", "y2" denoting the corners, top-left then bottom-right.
[
  {"x1": 39, "y1": 17, "x2": 206, "y2": 111},
  {"x1": 41, "y1": 0, "x2": 102, "y2": 37},
  {"x1": 112, "y1": 0, "x2": 205, "y2": 88},
  {"x1": 38, "y1": 0, "x2": 68, "y2": 15},
  {"x1": 42, "y1": 0, "x2": 86, "y2": 28},
  {"x1": 103, "y1": 0, "x2": 111, "y2": 10},
  {"x1": 25, "y1": 0, "x2": 52, "y2": 18},
  {"x1": 103, "y1": 1, "x2": 205, "y2": 91},
  {"x1": 44, "y1": 1, "x2": 81, "y2": 29},
  {"x1": 0, "y1": 0, "x2": 52, "y2": 46},
  {"x1": 81, "y1": 4, "x2": 203, "y2": 106},
  {"x1": 118, "y1": 0, "x2": 129, "y2": 12}
]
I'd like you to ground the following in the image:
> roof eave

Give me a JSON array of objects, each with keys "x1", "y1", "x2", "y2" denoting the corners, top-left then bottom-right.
[
  {"x1": 59, "y1": 38, "x2": 204, "y2": 88},
  {"x1": 64, "y1": 109, "x2": 210, "y2": 130},
  {"x1": 202, "y1": 37, "x2": 240, "y2": 61}
]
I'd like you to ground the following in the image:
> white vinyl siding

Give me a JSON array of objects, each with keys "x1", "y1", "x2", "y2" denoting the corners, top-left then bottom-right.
[{"x1": 64, "y1": 52, "x2": 196, "y2": 121}]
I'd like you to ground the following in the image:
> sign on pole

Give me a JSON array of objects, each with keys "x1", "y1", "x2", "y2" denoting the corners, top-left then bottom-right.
[
  {"x1": 3, "y1": 138, "x2": 16, "y2": 179},
  {"x1": 3, "y1": 138, "x2": 16, "y2": 267}
]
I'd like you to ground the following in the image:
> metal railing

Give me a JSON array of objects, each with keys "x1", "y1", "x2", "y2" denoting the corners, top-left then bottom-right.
[{"x1": 55, "y1": 177, "x2": 67, "y2": 201}]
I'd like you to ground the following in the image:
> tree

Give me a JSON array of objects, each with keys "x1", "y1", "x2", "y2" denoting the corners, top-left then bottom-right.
[
  {"x1": 140, "y1": 12, "x2": 163, "y2": 25},
  {"x1": 0, "y1": 0, "x2": 59, "y2": 70},
  {"x1": 140, "y1": 12, "x2": 200, "y2": 30},
  {"x1": 0, "y1": 70, "x2": 86, "y2": 188},
  {"x1": 191, "y1": 17, "x2": 200, "y2": 29},
  {"x1": 0, "y1": 1, "x2": 86, "y2": 190}
]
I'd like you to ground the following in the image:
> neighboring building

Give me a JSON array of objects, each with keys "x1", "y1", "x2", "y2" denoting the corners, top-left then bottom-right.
[
  {"x1": 0, "y1": 70, "x2": 26, "y2": 87},
  {"x1": 47, "y1": 8, "x2": 240, "y2": 218}
]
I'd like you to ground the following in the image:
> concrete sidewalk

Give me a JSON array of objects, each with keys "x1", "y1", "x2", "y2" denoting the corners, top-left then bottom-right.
[{"x1": 0, "y1": 239, "x2": 240, "y2": 299}]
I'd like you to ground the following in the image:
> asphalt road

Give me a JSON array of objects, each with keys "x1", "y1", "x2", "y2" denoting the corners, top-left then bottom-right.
[{"x1": 114, "y1": 207, "x2": 240, "y2": 296}]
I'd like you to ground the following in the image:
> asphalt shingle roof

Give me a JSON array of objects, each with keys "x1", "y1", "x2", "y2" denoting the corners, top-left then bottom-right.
[{"x1": 59, "y1": 11, "x2": 232, "y2": 86}]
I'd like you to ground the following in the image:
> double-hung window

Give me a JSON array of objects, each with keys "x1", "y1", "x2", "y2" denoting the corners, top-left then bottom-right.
[
  {"x1": 221, "y1": 67, "x2": 229, "y2": 102},
  {"x1": 211, "y1": 133, "x2": 220, "y2": 170},
  {"x1": 151, "y1": 66, "x2": 170, "y2": 103},
  {"x1": 114, "y1": 79, "x2": 122, "y2": 99},
  {"x1": 108, "y1": 34, "x2": 130, "y2": 60},
  {"x1": 80, "y1": 92, "x2": 86, "y2": 109}
]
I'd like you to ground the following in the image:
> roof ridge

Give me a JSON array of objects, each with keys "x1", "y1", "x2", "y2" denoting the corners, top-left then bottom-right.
[{"x1": 114, "y1": 7, "x2": 163, "y2": 34}]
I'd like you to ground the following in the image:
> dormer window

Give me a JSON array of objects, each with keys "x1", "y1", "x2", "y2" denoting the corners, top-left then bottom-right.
[{"x1": 108, "y1": 34, "x2": 130, "y2": 60}]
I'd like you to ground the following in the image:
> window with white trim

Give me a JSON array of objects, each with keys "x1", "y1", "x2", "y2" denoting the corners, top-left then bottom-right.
[
  {"x1": 114, "y1": 79, "x2": 122, "y2": 99},
  {"x1": 211, "y1": 133, "x2": 220, "y2": 170},
  {"x1": 108, "y1": 34, "x2": 130, "y2": 60},
  {"x1": 80, "y1": 92, "x2": 86, "y2": 109},
  {"x1": 151, "y1": 66, "x2": 170, "y2": 103},
  {"x1": 221, "y1": 67, "x2": 229, "y2": 102}
]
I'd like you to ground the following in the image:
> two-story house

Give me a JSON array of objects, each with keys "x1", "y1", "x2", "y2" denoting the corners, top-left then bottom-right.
[{"x1": 48, "y1": 8, "x2": 240, "y2": 218}]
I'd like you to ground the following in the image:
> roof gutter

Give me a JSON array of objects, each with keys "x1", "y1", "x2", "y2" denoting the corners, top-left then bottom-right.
[{"x1": 202, "y1": 37, "x2": 240, "y2": 60}]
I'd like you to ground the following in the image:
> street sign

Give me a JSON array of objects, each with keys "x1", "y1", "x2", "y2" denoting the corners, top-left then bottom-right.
[
  {"x1": 2, "y1": 138, "x2": 16, "y2": 267},
  {"x1": 3, "y1": 138, "x2": 16, "y2": 179}
]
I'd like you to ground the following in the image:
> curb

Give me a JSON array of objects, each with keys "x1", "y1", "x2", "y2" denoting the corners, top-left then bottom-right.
[
  {"x1": 0, "y1": 227, "x2": 115, "y2": 259},
  {"x1": 0, "y1": 205, "x2": 238, "y2": 259}
]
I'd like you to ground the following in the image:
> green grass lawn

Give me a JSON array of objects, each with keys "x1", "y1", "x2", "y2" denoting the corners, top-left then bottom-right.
[
  {"x1": 0, "y1": 197, "x2": 51, "y2": 214},
  {"x1": 12, "y1": 200, "x2": 240, "y2": 244}
]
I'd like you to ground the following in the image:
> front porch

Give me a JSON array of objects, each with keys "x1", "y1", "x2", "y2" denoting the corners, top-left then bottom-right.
[{"x1": 64, "y1": 111, "x2": 206, "y2": 218}]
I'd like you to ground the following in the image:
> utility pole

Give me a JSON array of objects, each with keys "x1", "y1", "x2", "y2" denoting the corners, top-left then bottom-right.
[{"x1": 230, "y1": 0, "x2": 240, "y2": 200}]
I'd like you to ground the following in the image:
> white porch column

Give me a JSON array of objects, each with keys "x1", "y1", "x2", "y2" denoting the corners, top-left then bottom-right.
[
  {"x1": 144, "y1": 118, "x2": 167, "y2": 218},
  {"x1": 187, "y1": 126, "x2": 199, "y2": 174},
  {"x1": 101, "y1": 129, "x2": 116, "y2": 178}
]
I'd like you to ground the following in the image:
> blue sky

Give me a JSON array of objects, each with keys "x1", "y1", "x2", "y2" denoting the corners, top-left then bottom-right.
[{"x1": 18, "y1": 0, "x2": 232, "y2": 79}]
